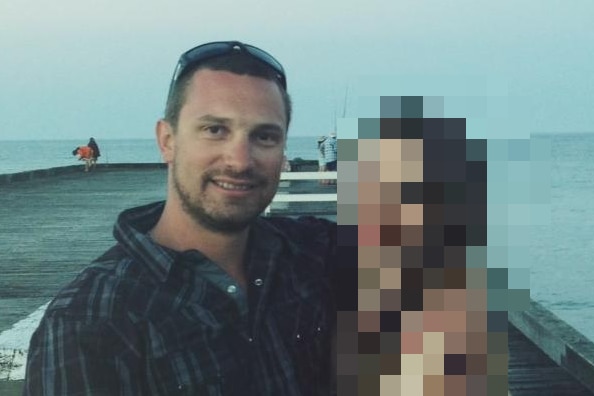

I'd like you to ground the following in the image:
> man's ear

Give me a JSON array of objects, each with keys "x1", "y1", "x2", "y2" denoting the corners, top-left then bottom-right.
[{"x1": 156, "y1": 119, "x2": 175, "y2": 164}]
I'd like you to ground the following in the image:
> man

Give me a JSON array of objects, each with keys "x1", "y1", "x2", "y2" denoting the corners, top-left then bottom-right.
[
  {"x1": 87, "y1": 137, "x2": 101, "y2": 169},
  {"x1": 317, "y1": 135, "x2": 329, "y2": 185},
  {"x1": 24, "y1": 41, "x2": 337, "y2": 395},
  {"x1": 323, "y1": 132, "x2": 337, "y2": 185}
]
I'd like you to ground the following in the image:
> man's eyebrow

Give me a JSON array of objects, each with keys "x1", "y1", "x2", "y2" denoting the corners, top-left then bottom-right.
[
  {"x1": 254, "y1": 123, "x2": 284, "y2": 132},
  {"x1": 196, "y1": 115, "x2": 232, "y2": 124},
  {"x1": 195, "y1": 115, "x2": 284, "y2": 131}
]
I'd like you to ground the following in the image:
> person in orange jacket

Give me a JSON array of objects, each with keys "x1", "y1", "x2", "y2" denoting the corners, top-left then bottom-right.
[{"x1": 72, "y1": 146, "x2": 94, "y2": 172}]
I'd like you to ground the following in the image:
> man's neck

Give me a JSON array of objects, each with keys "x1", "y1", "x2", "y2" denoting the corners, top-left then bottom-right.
[{"x1": 150, "y1": 201, "x2": 250, "y2": 288}]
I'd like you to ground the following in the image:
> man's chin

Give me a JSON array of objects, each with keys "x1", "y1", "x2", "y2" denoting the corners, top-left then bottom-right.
[
  {"x1": 176, "y1": 186, "x2": 271, "y2": 234},
  {"x1": 188, "y1": 208, "x2": 261, "y2": 234}
]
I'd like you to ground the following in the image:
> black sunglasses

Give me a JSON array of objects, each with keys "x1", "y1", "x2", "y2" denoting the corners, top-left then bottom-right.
[{"x1": 167, "y1": 41, "x2": 287, "y2": 99}]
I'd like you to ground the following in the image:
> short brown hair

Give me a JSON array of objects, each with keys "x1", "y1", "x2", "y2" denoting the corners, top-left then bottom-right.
[{"x1": 164, "y1": 53, "x2": 292, "y2": 130}]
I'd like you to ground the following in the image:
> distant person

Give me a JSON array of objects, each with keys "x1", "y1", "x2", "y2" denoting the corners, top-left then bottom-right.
[
  {"x1": 317, "y1": 135, "x2": 327, "y2": 171},
  {"x1": 87, "y1": 137, "x2": 100, "y2": 169},
  {"x1": 72, "y1": 146, "x2": 94, "y2": 172},
  {"x1": 323, "y1": 131, "x2": 337, "y2": 185},
  {"x1": 317, "y1": 135, "x2": 328, "y2": 184}
]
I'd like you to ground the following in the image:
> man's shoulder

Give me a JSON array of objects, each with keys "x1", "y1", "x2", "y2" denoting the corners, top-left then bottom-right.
[{"x1": 44, "y1": 244, "x2": 149, "y2": 322}]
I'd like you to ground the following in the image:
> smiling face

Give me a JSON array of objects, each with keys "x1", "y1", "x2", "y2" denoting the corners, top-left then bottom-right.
[{"x1": 157, "y1": 69, "x2": 287, "y2": 233}]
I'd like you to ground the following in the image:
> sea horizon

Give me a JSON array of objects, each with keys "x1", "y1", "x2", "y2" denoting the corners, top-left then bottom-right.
[{"x1": 0, "y1": 136, "x2": 321, "y2": 175}]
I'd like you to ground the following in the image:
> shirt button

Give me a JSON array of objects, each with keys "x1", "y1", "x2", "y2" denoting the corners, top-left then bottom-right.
[
  {"x1": 254, "y1": 278, "x2": 263, "y2": 287},
  {"x1": 248, "y1": 337, "x2": 253, "y2": 343},
  {"x1": 296, "y1": 333, "x2": 301, "y2": 340},
  {"x1": 226, "y1": 285, "x2": 237, "y2": 294}
]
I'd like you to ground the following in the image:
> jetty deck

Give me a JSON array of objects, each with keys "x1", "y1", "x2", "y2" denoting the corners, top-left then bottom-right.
[
  {"x1": 0, "y1": 165, "x2": 169, "y2": 333},
  {"x1": 1, "y1": 164, "x2": 593, "y2": 395}
]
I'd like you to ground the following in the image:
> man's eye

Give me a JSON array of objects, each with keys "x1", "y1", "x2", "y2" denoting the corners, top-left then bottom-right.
[
  {"x1": 206, "y1": 126, "x2": 223, "y2": 134},
  {"x1": 201, "y1": 125, "x2": 229, "y2": 138},
  {"x1": 256, "y1": 132, "x2": 280, "y2": 145}
]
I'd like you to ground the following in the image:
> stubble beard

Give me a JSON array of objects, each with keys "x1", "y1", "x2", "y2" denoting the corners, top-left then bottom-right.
[{"x1": 171, "y1": 160, "x2": 277, "y2": 234}]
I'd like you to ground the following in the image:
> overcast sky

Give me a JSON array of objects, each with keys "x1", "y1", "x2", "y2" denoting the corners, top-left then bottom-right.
[{"x1": 1, "y1": 0, "x2": 592, "y2": 140}]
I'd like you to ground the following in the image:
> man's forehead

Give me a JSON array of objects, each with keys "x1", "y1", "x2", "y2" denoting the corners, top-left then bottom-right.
[{"x1": 181, "y1": 69, "x2": 287, "y2": 121}]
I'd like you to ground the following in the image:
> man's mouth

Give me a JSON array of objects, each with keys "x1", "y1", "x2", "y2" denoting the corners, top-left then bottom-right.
[{"x1": 212, "y1": 180, "x2": 255, "y2": 191}]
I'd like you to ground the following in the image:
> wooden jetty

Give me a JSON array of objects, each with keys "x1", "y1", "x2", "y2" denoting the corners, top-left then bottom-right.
[{"x1": 1, "y1": 164, "x2": 593, "y2": 395}]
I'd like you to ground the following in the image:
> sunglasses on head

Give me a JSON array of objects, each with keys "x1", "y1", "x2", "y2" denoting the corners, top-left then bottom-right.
[{"x1": 167, "y1": 41, "x2": 287, "y2": 98}]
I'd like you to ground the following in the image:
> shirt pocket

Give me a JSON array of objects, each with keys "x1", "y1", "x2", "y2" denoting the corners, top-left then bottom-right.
[{"x1": 270, "y1": 278, "x2": 334, "y2": 391}]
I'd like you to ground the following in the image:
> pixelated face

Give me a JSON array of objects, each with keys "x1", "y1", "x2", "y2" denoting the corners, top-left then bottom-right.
[
  {"x1": 357, "y1": 138, "x2": 424, "y2": 246},
  {"x1": 355, "y1": 138, "x2": 427, "y2": 325},
  {"x1": 337, "y1": 96, "x2": 507, "y2": 395}
]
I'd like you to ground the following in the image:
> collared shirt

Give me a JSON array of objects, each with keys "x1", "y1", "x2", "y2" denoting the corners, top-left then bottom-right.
[{"x1": 23, "y1": 201, "x2": 337, "y2": 396}]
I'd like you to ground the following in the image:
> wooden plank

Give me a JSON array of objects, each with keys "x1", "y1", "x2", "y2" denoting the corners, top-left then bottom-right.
[
  {"x1": 508, "y1": 323, "x2": 594, "y2": 395},
  {"x1": 0, "y1": 167, "x2": 167, "y2": 332}
]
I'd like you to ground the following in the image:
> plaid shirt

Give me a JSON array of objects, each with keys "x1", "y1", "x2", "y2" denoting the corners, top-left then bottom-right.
[{"x1": 24, "y1": 202, "x2": 337, "y2": 395}]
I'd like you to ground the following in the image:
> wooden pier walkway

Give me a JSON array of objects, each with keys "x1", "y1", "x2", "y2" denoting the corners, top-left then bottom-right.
[
  {"x1": 0, "y1": 165, "x2": 169, "y2": 333},
  {"x1": 508, "y1": 323, "x2": 594, "y2": 395},
  {"x1": 0, "y1": 164, "x2": 335, "y2": 332},
  {"x1": 1, "y1": 164, "x2": 593, "y2": 395}
]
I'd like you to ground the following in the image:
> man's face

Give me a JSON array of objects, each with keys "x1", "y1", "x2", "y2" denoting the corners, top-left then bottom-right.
[{"x1": 160, "y1": 69, "x2": 287, "y2": 233}]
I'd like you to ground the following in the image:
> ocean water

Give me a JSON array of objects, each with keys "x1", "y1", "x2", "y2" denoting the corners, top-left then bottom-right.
[
  {"x1": 0, "y1": 136, "x2": 319, "y2": 175},
  {"x1": 529, "y1": 133, "x2": 594, "y2": 342},
  {"x1": 2, "y1": 134, "x2": 594, "y2": 342}
]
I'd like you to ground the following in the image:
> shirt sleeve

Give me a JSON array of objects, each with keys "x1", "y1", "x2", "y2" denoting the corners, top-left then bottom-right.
[{"x1": 23, "y1": 313, "x2": 144, "y2": 396}]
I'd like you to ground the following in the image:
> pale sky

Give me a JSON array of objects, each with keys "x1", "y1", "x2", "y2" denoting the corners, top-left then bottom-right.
[{"x1": 1, "y1": 0, "x2": 593, "y2": 140}]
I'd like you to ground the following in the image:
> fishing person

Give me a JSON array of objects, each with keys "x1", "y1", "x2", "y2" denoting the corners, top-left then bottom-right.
[
  {"x1": 87, "y1": 137, "x2": 101, "y2": 169},
  {"x1": 72, "y1": 145, "x2": 94, "y2": 172},
  {"x1": 24, "y1": 41, "x2": 337, "y2": 395}
]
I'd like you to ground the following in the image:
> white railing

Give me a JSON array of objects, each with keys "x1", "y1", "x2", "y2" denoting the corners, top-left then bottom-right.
[{"x1": 264, "y1": 171, "x2": 337, "y2": 216}]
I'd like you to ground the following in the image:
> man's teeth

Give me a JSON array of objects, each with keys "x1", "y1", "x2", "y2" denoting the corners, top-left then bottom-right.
[{"x1": 215, "y1": 181, "x2": 252, "y2": 190}]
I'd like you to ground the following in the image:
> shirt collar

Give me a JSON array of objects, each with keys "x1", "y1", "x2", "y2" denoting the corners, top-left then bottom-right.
[
  {"x1": 113, "y1": 201, "x2": 178, "y2": 282},
  {"x1": 113, "y1": 201, "x2": 297, "y2": 283}
]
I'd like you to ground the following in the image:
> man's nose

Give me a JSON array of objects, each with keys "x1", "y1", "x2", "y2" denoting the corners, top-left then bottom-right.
[{"x1": 223, "y1": 135, "x2": 254, "y2": 172}]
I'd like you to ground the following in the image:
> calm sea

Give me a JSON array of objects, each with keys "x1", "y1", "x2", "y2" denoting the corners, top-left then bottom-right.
[
  {"x1": 529, "y1": 133, "x2": 594, "y2": 342},
  {"x1": 0, "y1": 136, "x2": 319, "y2": 175},
  {"x1": 1, "y1": 134, "x2": 594, "y2": 342}
]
